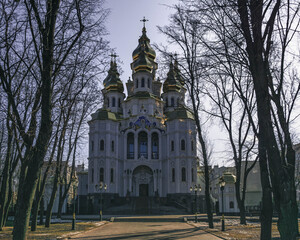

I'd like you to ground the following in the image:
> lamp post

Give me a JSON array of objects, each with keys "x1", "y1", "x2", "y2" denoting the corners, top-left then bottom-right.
[
  {"x1": 190, "y1": 184, "x2": 202, "y2": 223},
  {"x1": 95, "y1": 181, "x2": 107, "y2": 221},
  {"x1": 71, "y1": 175, "x2": 78, "y2": 230},
  {"x1": 219, "y1": 176, "x2": 226, "y2": 231}
]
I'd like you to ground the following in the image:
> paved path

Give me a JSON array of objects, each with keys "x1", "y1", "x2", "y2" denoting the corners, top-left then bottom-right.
[{"x1": 71, "y1": 217, "x2": 222, "y2": 240}]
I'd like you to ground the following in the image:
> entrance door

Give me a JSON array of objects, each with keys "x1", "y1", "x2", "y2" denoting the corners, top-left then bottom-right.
[{"x1": 139, "y1": 184, "x2": 149, "y2": 197}]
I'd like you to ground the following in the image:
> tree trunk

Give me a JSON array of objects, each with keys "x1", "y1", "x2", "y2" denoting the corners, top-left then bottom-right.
[
  {"x1": 39, "y1": 196, "x2": 44, "y2": 225},
  {"x1": 0, "y1": 159, "x2": 10, "y2": 230},
  {"x1": 57, "y1": 185, "x2": 63, "y2": 218},
  {"x1": 31, "y1": 195, "x2": 40, "y2": 231},
  {"x1": 12, "y1": 161, "x2": 42, "y2": 240},
  {"x1": 0, "y1": 127, "x2": 12, "y2": 230},
  {"x1": 45, "y1": 176, "x2": 59, "y2": 227}
]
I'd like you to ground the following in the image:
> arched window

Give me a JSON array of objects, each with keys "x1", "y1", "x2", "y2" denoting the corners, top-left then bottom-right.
[
  {"x1": 99, "y1": 168, "x2": 104, "y2": 182},
  {"x1": 127, "y1": 133, "x2": 134, "y2": 159},
  {"x1": 100, "y1": 140, "x2": 104, "y2": 151},
  {"x1": 147, "y1": 78, "x2": 150, "y2": 88},
  {"x1": 181, "y1": 139, "x2": 185, "y2": 151},
  {"x1": 151, "y1": 132, "x2": 159, "y2": 159},
  {"x1": 191, "y1": 140, "x2": 194, "y2": 151},
  {"x1": 91, "y1": 141, "x2": 94, "y2": 152},
  {"x1": 138, "y1": 131, "x2": 148, "y2": 158},
  {"x1": 230, "y1": 201, "x2": 234, "y2": 209},
  {"x1": 171, "y1": 97, "x2": 174, "y2": 107},
  {"x1": 171, "y1": 140, "x2": 174, "y2": 151},
  {"x1": 91, "y1": 168, "x2": 94, "y2": 183},
  {"x1": 112, "y1": 97, "x2": 116, "y2": 107},
  {"x1": 136, "y1": 79, "x2": 139, "y2": 88},
  {"x1": 141, "y1": 78, "x2": 145, "y2": 87},
  {"x1": 172, "y1": 168, "x2": 175, "y2": 182},
  {"x1": 181, "y1": 167, "x2": 186, "y2": 182},
  {"x1": 111, "y1": 140, "x2": 114, "y2": 152},
  {"x1": 191, "y1": 168, "x2": 194, "y2": 182},
  {"x1": 110, "y1": 168, "x2": 114, "y2": 183},
  {"x1": 118, "y1": 98, "x2": 121, "y2": 108}
]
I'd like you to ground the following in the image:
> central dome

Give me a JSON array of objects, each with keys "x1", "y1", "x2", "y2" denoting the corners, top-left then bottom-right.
[{"x1": 132, "y1": 27, "x2": 156, "y2": 61}]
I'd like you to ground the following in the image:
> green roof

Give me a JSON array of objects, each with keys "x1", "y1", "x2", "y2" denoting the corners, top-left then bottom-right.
[
  {"x1": 166, "y1": 106, "x2": 195, "y2": 121},
  {"x1": 222, "y1": 172, "x2": 236, "y2": 184},
  {"x1": 90, "y1": 109, "x2": 121, "y2": 121}
]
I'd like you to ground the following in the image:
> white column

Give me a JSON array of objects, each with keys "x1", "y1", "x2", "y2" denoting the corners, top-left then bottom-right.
[
  {"x1": 134, "y1": 133, "x2": 138, "y2": 159},
  {"x1": 148, "y1": 132, "x2": 151, "y2": 159}
]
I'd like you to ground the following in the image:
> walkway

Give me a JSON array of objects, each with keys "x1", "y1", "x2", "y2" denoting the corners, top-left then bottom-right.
[{"x1": 70, "y1": 216, "x2": 222, "y2": 240}]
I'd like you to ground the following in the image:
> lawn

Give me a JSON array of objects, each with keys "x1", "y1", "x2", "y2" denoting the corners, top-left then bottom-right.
[{"x1": 0, "y1": 221, "x2": 103, "y2": 240}]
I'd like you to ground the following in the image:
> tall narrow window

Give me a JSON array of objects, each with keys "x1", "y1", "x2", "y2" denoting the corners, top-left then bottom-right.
[
  {"x1": 230, "y1": 201, "x2": 234, "y2": 209},
  {"x1": 100, "y1": 168, "x2": 104, "y2": 182},
  {"x1": 127, "y1": 133, "x2": 134, "y2": 159},
  {"x1": 112, "y1": 97, "x2": 116, "y2": 107},
  {"x1": 172, "y1": 168, "x2": 175, "y2": 182},
  {"x1": 111, "y1": 140, "x2": 115, "y2": 152},
  {"x1": 191, "y1": 168, "x2": 194, "y2": 182},
  {"x1": 181, "y1": 139, "x2": 185, "y2": 151},
  {"x1": 151, "y1": 132, "x2": 159, "y2": 159},
  {"x1": 91, "y1": 141, "x2": 94, "y2": 152},
  {"x1": 171, "y1": 140, "x2": 174, "y2": 151},
  {"x1": 191, "y1": 140, "x2": 194, "y2": 151},
  {"x1": 110, "y1": 168, "x2": 114, "y2": 183},
  {"x1": 107, "y1": 98, "x2": 110, "y2": 107},
  {"x1": 100, "y1": 140, "x2": 104, "y2": 151},
  {"x1": 141, "y1": 78, "x2": 145, "y2": 87},
  {"x1": 147, "y1": 78, "x2": 150, "y2": 88},
  {"x1": 91, "y1": 168, "x2": 94, "y2": 183},
  {"x1": 136, "y1": 79, "x2": 138, "y2": 88},
  {"x1": 171, "y1": 97, "x2": 174, "y2": 107},
  {"x1": 166, "y1": 98, "x2": 168, "y2": 107},
  {"x1": 181, "y1": 167, "x2": 186, "y2": 182},
  {"x1": 118, "y1": 98, "x2": 121, "y2": 107},
  {"x1": 138, "y1": 131, "x2": 148, "y2": 158},
  {"x1": 177, "y1": 98, "x2": 180, "y2": 106}
]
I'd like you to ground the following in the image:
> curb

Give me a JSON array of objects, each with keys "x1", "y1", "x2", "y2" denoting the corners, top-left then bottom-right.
[{"x1": 56, "y1": 221, "x2": 109, "y2": 239}]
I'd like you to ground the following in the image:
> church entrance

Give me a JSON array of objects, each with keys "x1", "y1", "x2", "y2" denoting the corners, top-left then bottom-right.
[
  {"x1": 139, "y1": 184, "x2": 149, "y2": 197},
  {"x1": 132, "y1": 165, "x2": 154, "y2": 197}
]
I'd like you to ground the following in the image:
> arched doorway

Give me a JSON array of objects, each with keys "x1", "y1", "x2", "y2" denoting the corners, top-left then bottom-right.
[{"x1": 132, "y1": 165, "x2": 154, "y2": 197}]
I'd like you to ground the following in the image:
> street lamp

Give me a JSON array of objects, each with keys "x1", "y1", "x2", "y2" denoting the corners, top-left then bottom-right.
[
  {"x1": 219, "y1": 176, "x2": 226, "y2": 231},
  {"x1": 190, "y1": 184, "x2": 202, "y2": 222},
  {"x1": 95, "y1": 181, "x2": 107, "y2": 221},
  {"x1": 71, "y1": 175, "x2": 78, "y2": 230}
]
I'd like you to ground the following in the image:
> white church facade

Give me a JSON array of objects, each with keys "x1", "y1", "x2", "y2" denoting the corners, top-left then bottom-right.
[{"x1": 87, "y1": 25, "x2": 197, "y2": 212}]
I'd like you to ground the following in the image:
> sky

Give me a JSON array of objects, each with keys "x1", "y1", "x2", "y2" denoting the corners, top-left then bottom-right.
[{"x1": 104, "y1": 0, "x2": 178, "y2": 80}]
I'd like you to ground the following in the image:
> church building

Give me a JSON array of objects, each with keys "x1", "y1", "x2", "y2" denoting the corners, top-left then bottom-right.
[{"x1": 87, "y1": 23, "x2": 197, "y2": 212}]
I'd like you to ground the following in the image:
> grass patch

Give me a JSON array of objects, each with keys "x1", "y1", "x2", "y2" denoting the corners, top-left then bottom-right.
[{"x1": 0, "y1": 221, "x2": 100, "y2": 240}]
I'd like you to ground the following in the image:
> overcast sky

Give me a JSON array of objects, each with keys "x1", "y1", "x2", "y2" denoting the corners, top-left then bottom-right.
[{"x1": 104, "y1": 0, "x2": 178, "y2": 80}]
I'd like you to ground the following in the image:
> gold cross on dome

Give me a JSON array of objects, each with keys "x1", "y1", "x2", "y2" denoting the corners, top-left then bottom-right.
[{"x1": 140, "y1": 16, "x2": 149, "y2": 28}]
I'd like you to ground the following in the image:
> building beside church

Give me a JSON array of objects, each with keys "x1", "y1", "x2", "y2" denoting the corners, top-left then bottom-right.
[{"x1": 87, "y1": 25, "x2": 197, "y2": 212}]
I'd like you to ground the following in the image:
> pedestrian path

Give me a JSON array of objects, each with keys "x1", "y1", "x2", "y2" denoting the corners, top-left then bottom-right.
[{"x1": 70, "y1": 215, "x2": 222, "y2": 240}]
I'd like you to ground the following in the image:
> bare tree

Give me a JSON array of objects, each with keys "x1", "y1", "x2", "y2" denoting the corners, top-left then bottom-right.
[
  {"x1": 158, "y1": 7, "x2": 215, "y2": 228},
  {"x1": 0, "y1": 0, "x2": 108, "y2": 239},
  {"x1": 175, "y1": 0, "x2": 300, "y2": 239}
]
